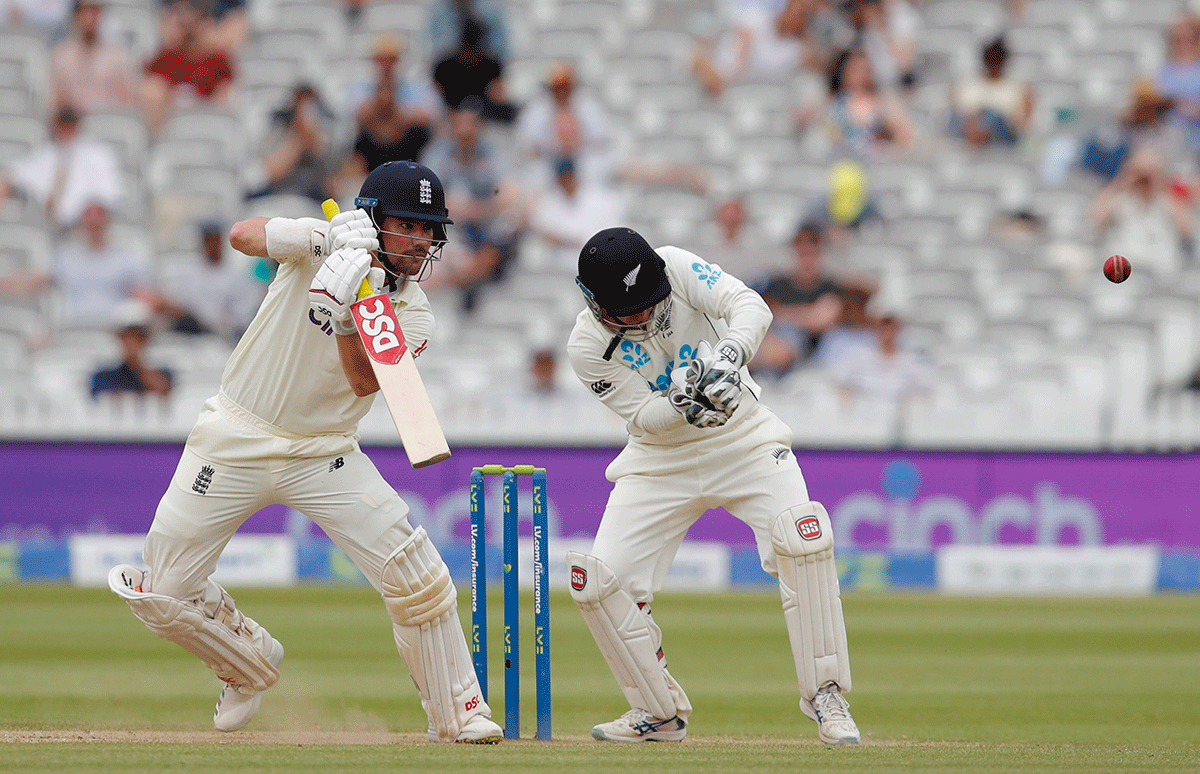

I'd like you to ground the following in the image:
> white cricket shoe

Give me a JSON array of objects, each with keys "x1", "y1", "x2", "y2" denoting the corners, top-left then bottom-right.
[
  {"x1": 213, "y1": 638, "x2": 285, "y2": 732},
  {"x1": 454, "y1": 715, "x2": 504, "y2": 744},
  {"x1": 591, "y1": 708, "x2": 687, "y2": 742},
  {"x1": 801, "y1": 682, "x2": 860, "y2": 745},
  {"x1": 425, "y1": 715, "x2": 504, "y2": 744}
]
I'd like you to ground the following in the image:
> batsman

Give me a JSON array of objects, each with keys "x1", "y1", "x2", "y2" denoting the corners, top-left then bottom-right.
[
  {"x1": 107, "y1": 161, "x2": 502, "y2": 743},
  {"x1": 567, "y1": 227, "x2": 860, "y2": 745}
]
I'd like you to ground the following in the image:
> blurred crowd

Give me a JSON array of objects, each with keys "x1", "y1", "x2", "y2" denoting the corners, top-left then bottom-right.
[{"x1": 0, "y1": 0, "x2": 1198, "y2": 438}]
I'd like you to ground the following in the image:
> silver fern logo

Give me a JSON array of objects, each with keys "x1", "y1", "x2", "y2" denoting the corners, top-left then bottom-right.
[
  {"x1": 419, "y1": 179, "x2": 432, "y2": 205},
  {"x1": 623, "y1": 264, "x2": 641, "y2": 291}
]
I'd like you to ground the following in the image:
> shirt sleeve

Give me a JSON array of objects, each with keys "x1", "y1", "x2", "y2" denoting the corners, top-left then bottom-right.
[
  {"x1": 394, "y1": 285, "x2": 435, "y2": 360},
  {"x1": 567, "y1": 323, "x2": 686, "y2": 434},
  {"x1": 661, "y1": 246, "x2": 773, "y2": 362}
]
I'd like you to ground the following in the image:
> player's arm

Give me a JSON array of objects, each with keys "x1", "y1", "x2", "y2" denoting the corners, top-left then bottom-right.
[
  {"x1": 229, "y1": 215, "x2": 344, "y2": 265},
  {"x1": 335, "y1": 333, "x2": 379, "y2": 396},
  {"x1": 337, "y1": 297, "x2": 434, "y2": 397},
  {"x1": 568, "y1": 332, "x2": 725, "y2": 432}
]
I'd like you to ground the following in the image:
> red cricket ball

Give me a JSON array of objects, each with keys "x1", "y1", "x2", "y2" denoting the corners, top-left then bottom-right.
[{"x1": 1104, "y1": 255, "x2": 1131, "y2": 283}]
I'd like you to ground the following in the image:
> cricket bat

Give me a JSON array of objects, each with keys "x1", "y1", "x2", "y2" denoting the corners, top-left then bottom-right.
[{"x1": 323, "y1": 199, "x2": 451, "y2": 468}]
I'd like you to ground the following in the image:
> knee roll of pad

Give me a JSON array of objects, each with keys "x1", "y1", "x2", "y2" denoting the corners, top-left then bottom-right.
[{"x1": 380, "y1": 526, "x2": 457, "y2": 627}]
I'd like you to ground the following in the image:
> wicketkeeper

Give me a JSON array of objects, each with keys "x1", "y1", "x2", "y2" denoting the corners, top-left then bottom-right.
[
  {"x1": 567, "y1": 227, "x2": 860, "y2": 744},
  {"x1": 108, "y1": 162, "x2": 502, "y2": 743}
]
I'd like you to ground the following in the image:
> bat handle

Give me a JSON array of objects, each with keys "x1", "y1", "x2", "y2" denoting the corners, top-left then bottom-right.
[{"x1": 324, "y1": 198, "x2": 375, "y2": 300}]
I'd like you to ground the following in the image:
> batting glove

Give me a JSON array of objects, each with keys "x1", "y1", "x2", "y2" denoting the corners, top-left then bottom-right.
[
  {"x1": 686, "y1": 339, "x2": 744, "y2": 416},
  {"x1": 309, "y1": 246, "x2": 384, "y2": 335},
  {"x1": 322, "y1": 208, "x2": 379, "y2": 258}
]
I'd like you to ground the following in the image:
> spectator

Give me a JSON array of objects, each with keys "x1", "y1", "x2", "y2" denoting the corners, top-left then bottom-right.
[
  {"x1": 0, "y1": 202, "x2": 160, "y2": 331},
  {"x1": 1091, "y1": 145, "x2": 1194, "y2": 281},
  {"x1": 685, "y1": 194, "x2": 781, "y2": 286},
  {"x1": 1076, "y1": 79, "x2": 1178, "y2": 184},
  {"x1": 1156, "y1": 15, "x2": 1200, "y2": 154},
  {"x1": 159, "y1": 219, "x2": 264, "y2": 340},
  {"x1": 844, "y1": 0, "x2": 920, "y2": 90},
  {"x1": 142, "y1": 0, "x2": 236, "y2": 137},
  {"x1": 517, "y1": 63, "x2": 614, "y2": 188},
  {"x1": 0, "y1": 0, "x2": 71, "y2": 32},
  {"x1": 800, "y1": 46, "x2": 913, "y2": 158},
  {"x1": 432, "y1": 17, "x2": 517, "y2": 123},
  {"x1": 90, "y1": 300, "x2": 173, "y2": 399},
  {"x1": 829, "y1": 305, "x2": 933, "y2": 408},
  {"x1": 204, "y1": 0, "x2": 250, "y2": 54},
  {"x1": 421, "y1": 99, "x2": 523, "y2": 310},
  {"x1": 51, "y1": 0, "x2": 135, "y2": 112},
  {"x1": 336, "y1": 36, "x2": 438, "y2": 197},
  {"x1": 529, "y1": 156, "x2": 625, "y2": 271},
  {"x1": 245, "y1": 83, "x2": 336, "y2": 203},
  {"x1": 0, "y1": 106, "x2": 123, "y2": 228},
  {"x1": 691, "y1": 0, "x2": 822, "y2": 99},
  {"x1": 428, "y1": 0, "x2": 511, "y2": 63},
  {"x1": 949, "y1": 36, "x2": 1035, "y2": 148},
  {"x1": 342, "y1": 32, "x2": 440, "y2": 136},
  {"x1": 752, "y1": 221, "x2": 874, "y2": 375}
]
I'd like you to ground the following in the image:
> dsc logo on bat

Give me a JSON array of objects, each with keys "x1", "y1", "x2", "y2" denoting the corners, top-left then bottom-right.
[{"x1": 351, "y1": 296, "x2": 407, "y2": 365}]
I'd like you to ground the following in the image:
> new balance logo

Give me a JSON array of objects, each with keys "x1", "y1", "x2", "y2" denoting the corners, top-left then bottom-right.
[
  {"x1": 419, "y1": 178, "x2": 432, "y2": 205},
  {"x1": 771, "y1": 447, "x2": 791, "y2": 463},
  {"x1": 192, "y1": 465, "x2": 214, "y2": 495},
  {"x1": 329, "y1": 457, "x2": 345, "y2": 473}
]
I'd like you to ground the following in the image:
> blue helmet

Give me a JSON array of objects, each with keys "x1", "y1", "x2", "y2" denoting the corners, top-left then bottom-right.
[{"x1": 356, "y1": 161, "x2": 453, "y2": 241}]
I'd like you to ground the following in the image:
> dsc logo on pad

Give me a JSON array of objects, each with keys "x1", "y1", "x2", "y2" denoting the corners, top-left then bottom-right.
[{"x1": 795, "y1": 516, "x2": 822, "y2": 541}]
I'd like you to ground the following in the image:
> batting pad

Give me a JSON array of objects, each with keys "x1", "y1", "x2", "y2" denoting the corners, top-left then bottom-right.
[
  {"x1": 108, "y1": 565, "x2": 281, "y2": 692},
  {"x1": 381, "y1": 527, "x2": 489, "y2": 742},
  {"x1": 566, "y1": 551, "x2": 691, "y2": 722},
  {"x1": 770, "y1": 502, "x2": 852, "y2": 699}
]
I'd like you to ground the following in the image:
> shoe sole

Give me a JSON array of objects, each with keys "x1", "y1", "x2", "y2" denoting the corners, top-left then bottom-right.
[
  {"x1": 455, "y1": 735, "x2": 502, "y2": 744},
  {"x1": 592, "y1": 727, "x2": 686, "y2": 743},
  {"x1": 819, "y1": 733, "x2": 861, "y2": 745}
]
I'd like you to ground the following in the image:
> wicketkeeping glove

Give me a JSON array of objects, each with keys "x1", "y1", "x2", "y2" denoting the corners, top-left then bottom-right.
[
  {"x1": 309, "y1": 246, "x2": 384, "y2": 335},
  {"x1": 686, "y1": 338, "x2": 744, "y2": 416},
  {"x1": 322, "y1": 208, "x2": 378, "y2": 258},
  {"x1": 667, "y1": 370, "x2": 729, "y2": 429}
]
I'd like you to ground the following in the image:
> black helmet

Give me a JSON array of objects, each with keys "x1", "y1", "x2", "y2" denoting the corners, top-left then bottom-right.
[
  {"x1": 577, "y1": 227, "x2": 673, "y2": 341},
  {"x1": 356, "y1": 160, "x2": 453, "y2": 241}
]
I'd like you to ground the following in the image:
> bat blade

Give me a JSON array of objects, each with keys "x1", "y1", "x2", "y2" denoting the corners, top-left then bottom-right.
[{"x1": 324, "y1": 198, "x2": 451, "y2": 468}]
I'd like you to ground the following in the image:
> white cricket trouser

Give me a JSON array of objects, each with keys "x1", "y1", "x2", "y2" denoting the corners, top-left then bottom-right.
[
  {"x1": 144, "y1": 398, "x2": 413, "y2": 600},
  {"x1": 592, "y1": 405, "x2": 810, "y2": 602}
]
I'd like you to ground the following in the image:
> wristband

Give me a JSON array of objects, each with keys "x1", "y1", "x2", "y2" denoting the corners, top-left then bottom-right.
[{"x1": 265, "y1": 217, "x2": 326, "y2": 264}]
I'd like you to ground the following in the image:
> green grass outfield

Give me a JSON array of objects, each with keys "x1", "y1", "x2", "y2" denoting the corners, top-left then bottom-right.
[{"x1": 2, "y1": 586, "x2": 1198, "y2": 773}]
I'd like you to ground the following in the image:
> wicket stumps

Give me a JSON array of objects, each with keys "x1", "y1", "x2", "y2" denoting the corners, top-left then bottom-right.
[{"x1": 469, "y1": 465, "x2": 551, "y2": 740}]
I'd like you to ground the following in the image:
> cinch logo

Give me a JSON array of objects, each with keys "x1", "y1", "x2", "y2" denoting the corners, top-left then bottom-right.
[
  {"x1": 570, "y1": 566, "x2": 587, "y2": 591},
  {"x1": 351, "y1": 296, "x2": 407, "y2": 365},
  {"x1": 796, "y1": 516, "x2": 822, "y2": 540},
  {"x1": 464, "y1": 695, "x2": 480, "y2": 711}
]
